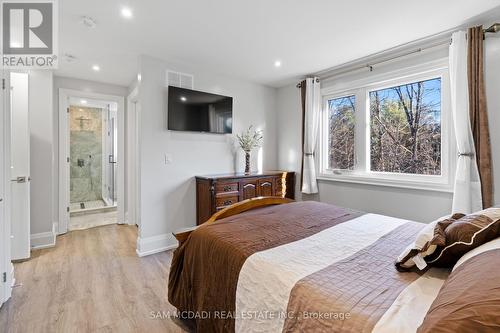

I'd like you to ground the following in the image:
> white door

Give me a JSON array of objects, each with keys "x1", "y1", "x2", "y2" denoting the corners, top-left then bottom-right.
[
  {"x1": 10, "y1": 72, "x2": 30, "y2": 261},
  {"x1": 0, "y1": 73, "x2": 9, "y2": 306},
  {"x1": 0, "y1": 75, "x2": 4, "y2": 306}
]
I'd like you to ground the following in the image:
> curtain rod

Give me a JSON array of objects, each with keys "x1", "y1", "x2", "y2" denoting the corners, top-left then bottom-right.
[
  {"x1": 296, "y1": 23, "x2": 500, "y2": 88},
  {"x1": 296, "y1": 78, "x2": 319, "y2": 88},
  {"x1": 295, "y1": 42, "x2": 445, "y2": 88}
]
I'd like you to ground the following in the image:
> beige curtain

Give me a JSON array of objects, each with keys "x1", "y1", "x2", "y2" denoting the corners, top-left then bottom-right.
[{"x1": 468, "y1": 26, "x2": 493, "y2": 208}]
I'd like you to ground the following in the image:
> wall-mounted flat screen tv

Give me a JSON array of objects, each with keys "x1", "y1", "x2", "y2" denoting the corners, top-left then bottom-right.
[{"x1": 167, "y1": 86, "x2": 233, "y2": 134}]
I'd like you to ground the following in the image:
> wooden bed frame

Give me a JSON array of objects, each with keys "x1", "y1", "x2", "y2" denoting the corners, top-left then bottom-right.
[{"x1": 173, "y1": 196, "x2": 294, "y2": 245}]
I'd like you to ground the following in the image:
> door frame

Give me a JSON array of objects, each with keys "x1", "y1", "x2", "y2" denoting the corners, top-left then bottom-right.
[
  {"x1": 58, "y1": 89, "x2": 125, "y2": 234},
  {"x1": 126, "y1": 86, "x2": 140, "y2": 229}
]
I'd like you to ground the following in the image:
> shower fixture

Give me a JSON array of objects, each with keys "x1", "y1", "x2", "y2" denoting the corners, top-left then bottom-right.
[
  {"x1": 77, "y1": 116, "x2": 91, "y2": 129},
  {"x1": 81, "y1": 16, "x2": 97, "y2": 28}
]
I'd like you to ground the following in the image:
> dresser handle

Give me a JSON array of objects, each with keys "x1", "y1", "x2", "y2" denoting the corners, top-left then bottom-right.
[
  {"x1": 223, "y1": 185, "x2": 231, "y2": 192},
  {"x1": 223, "y1": 200, "x2": 232, "y2": 205}
]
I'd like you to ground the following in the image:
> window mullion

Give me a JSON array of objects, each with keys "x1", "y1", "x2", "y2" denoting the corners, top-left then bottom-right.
[
  {"x1": 354, "y1": 88, "x2": 367, "y2": 174},
  {"x1": 320, "y1": 96, "x2": 328, "y2": 174}
]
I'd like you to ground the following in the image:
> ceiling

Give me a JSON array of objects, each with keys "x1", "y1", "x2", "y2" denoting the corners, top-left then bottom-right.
[
  {"x1": 56, "y1": 0, "x2": 500, "y2": 88},
  {"x1": 68, "y1": 97, "x2": 118, "y2": 110}
]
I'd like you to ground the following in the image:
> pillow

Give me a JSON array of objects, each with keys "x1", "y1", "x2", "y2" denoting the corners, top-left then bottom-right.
[
  {"x1": 452, "y1": 236, "x2": 500, "y2": 271},
  {"x1": 395, "y1": 213, "x2": 464, "y2": 271},
  {"x1": 417, "y1": 248, "x2": 500, "y2": 333},
  {"x1": 426, "y1": 208, "x2": 500, "y2": 267}
]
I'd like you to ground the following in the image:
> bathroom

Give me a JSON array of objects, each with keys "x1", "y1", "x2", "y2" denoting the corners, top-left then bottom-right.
[{"x1": 68, "y1": 98, "x2": 118, "y2": 230}]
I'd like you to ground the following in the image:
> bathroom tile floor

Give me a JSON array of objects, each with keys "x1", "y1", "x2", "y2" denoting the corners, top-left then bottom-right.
[
  {"x1": 70, "y1": 199, "x2": 107, "y2": 212},
  {"x1": 68, "y1": 210, "x2": 117, "y2": 231}
]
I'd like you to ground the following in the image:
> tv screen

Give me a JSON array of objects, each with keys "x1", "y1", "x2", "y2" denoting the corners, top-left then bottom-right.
[{"x1": 167, "y1": 86, "x2": 233, "y2": 134}]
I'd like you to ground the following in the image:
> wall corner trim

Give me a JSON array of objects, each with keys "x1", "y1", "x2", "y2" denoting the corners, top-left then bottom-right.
[{"x1": 136, "y1": 233, "x2": 177, "y2": 257}]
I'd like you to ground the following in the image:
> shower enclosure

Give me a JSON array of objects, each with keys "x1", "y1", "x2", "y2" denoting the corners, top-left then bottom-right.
[{"x1": 69, "y1": 104, "x2": 117, "y2": 213}]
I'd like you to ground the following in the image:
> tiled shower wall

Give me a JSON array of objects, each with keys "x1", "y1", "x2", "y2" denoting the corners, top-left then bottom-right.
[{"x1": 70, "y1": 106, "x2": 103, "y2": 203}]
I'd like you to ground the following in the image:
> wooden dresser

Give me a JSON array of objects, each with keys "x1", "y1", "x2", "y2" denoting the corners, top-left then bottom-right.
[{"x1": 195, "y1": 171, "x2": 295, "y2": 225}]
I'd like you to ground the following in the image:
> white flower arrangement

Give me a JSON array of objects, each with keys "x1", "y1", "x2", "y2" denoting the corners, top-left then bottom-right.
[{"x1": 236, "y1": 125, "x2": 263, "y2": 152}]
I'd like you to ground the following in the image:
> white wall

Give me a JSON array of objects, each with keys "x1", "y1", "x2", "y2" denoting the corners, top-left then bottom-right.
[
  {"x1": 277, "y1": 33, "x2": 500, "y2": 222},
  {"x1": 136, "y1": 55, "x2": 277, "y2": 254},
  {"x1": 28, "y1": 71, "x2": 55, "y2": 248}
]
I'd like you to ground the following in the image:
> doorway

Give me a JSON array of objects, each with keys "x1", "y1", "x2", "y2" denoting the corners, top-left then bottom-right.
[
  {"x1": 67, "y1": 99, "x2": 117, "y2": 230},
  {"x1": 59, "y1": 89, "x2": 125, "y2": 234}
]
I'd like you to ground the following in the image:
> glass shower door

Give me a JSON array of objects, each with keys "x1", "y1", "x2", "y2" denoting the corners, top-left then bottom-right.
[
  {"x1": 108, "y1": 116, "x2": 117, "y2": 205},
  {"x1": 105, "y1": 106, "x2": 117, "y2": 206}
]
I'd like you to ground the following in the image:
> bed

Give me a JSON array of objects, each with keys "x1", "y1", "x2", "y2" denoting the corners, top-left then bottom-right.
[{"x1": 168, "y1": 197, "x2": 494, "y2": 332}]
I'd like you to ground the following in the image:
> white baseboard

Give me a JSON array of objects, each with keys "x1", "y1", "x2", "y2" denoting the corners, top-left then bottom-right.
[
  {"x1": 30, "y1": 222, "x2": 57, "y2": 250},
  {"x1": 53, "y1": 221, "x2": 60, "y2": 235},
  {"x1": 136, "y1": 233, "x2": 177, "y2": 257}
]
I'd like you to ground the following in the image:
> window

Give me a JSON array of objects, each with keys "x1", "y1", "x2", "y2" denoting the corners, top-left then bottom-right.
[
  {"x1": 328, "y1": 95, "x2": 355, "y2": 170},
  {"x1": 319, "y1": 65, "x2": 453, "y2": 191},
  {"x1": 369, "y1": 78, "x2": 441, "y2": 175}
]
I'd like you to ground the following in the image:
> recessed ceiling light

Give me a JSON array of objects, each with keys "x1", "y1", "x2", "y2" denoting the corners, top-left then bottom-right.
[
  {"x1": 92, "y1": 65, "x2": 100, "y2": 71},
  {"x1": 121, "y1": 7, "x2": 133, "y2": 18},
  {"x1": 180, "y1": 96, "x2": 187, "y2": 102},
  {"x1": 274, "y1": 60, "x2": 282, "y2": 68},
  {"x1": 81, "y1": 100, "x2": 88, "y2": 104}
]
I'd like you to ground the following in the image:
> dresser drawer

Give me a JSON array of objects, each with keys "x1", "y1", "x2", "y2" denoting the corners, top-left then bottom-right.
[
  {"x1": 216, "y1": 195, "x2": 238, "y2": 208},
  {"x1": 215, "y1": 182, "x2": 239, "y2": 195},
  {"x1": 257, "y1": 177, "x2": 275, "y2": 197}
]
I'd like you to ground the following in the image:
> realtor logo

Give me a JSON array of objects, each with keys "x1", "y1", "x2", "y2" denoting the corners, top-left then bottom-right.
[{"x1": 1, "y1": 0, "x2": 58, "y2": 69}]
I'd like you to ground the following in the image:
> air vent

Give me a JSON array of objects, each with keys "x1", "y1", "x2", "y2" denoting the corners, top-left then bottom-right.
[{"x1": 166, "y1": 70, "x2": 194, "y2": 89}]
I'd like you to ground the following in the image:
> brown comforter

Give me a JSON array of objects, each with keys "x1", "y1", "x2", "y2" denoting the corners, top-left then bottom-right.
[{"x1": 168, "y1": 201, "x2": 426, "y2": 332}]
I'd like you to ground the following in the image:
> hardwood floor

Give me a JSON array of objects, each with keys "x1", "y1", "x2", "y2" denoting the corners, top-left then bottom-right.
[{"x1": 0, "y1": 224, "x2": 190, "y2": 333}]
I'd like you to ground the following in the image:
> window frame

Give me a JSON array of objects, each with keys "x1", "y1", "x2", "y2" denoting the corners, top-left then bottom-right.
[
  {"x1": 323, "y1": 92, "x2": 358, "y2": 172},
  {"x1": 318, "y1": 61, "x2": 455, "y2": 193}
]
